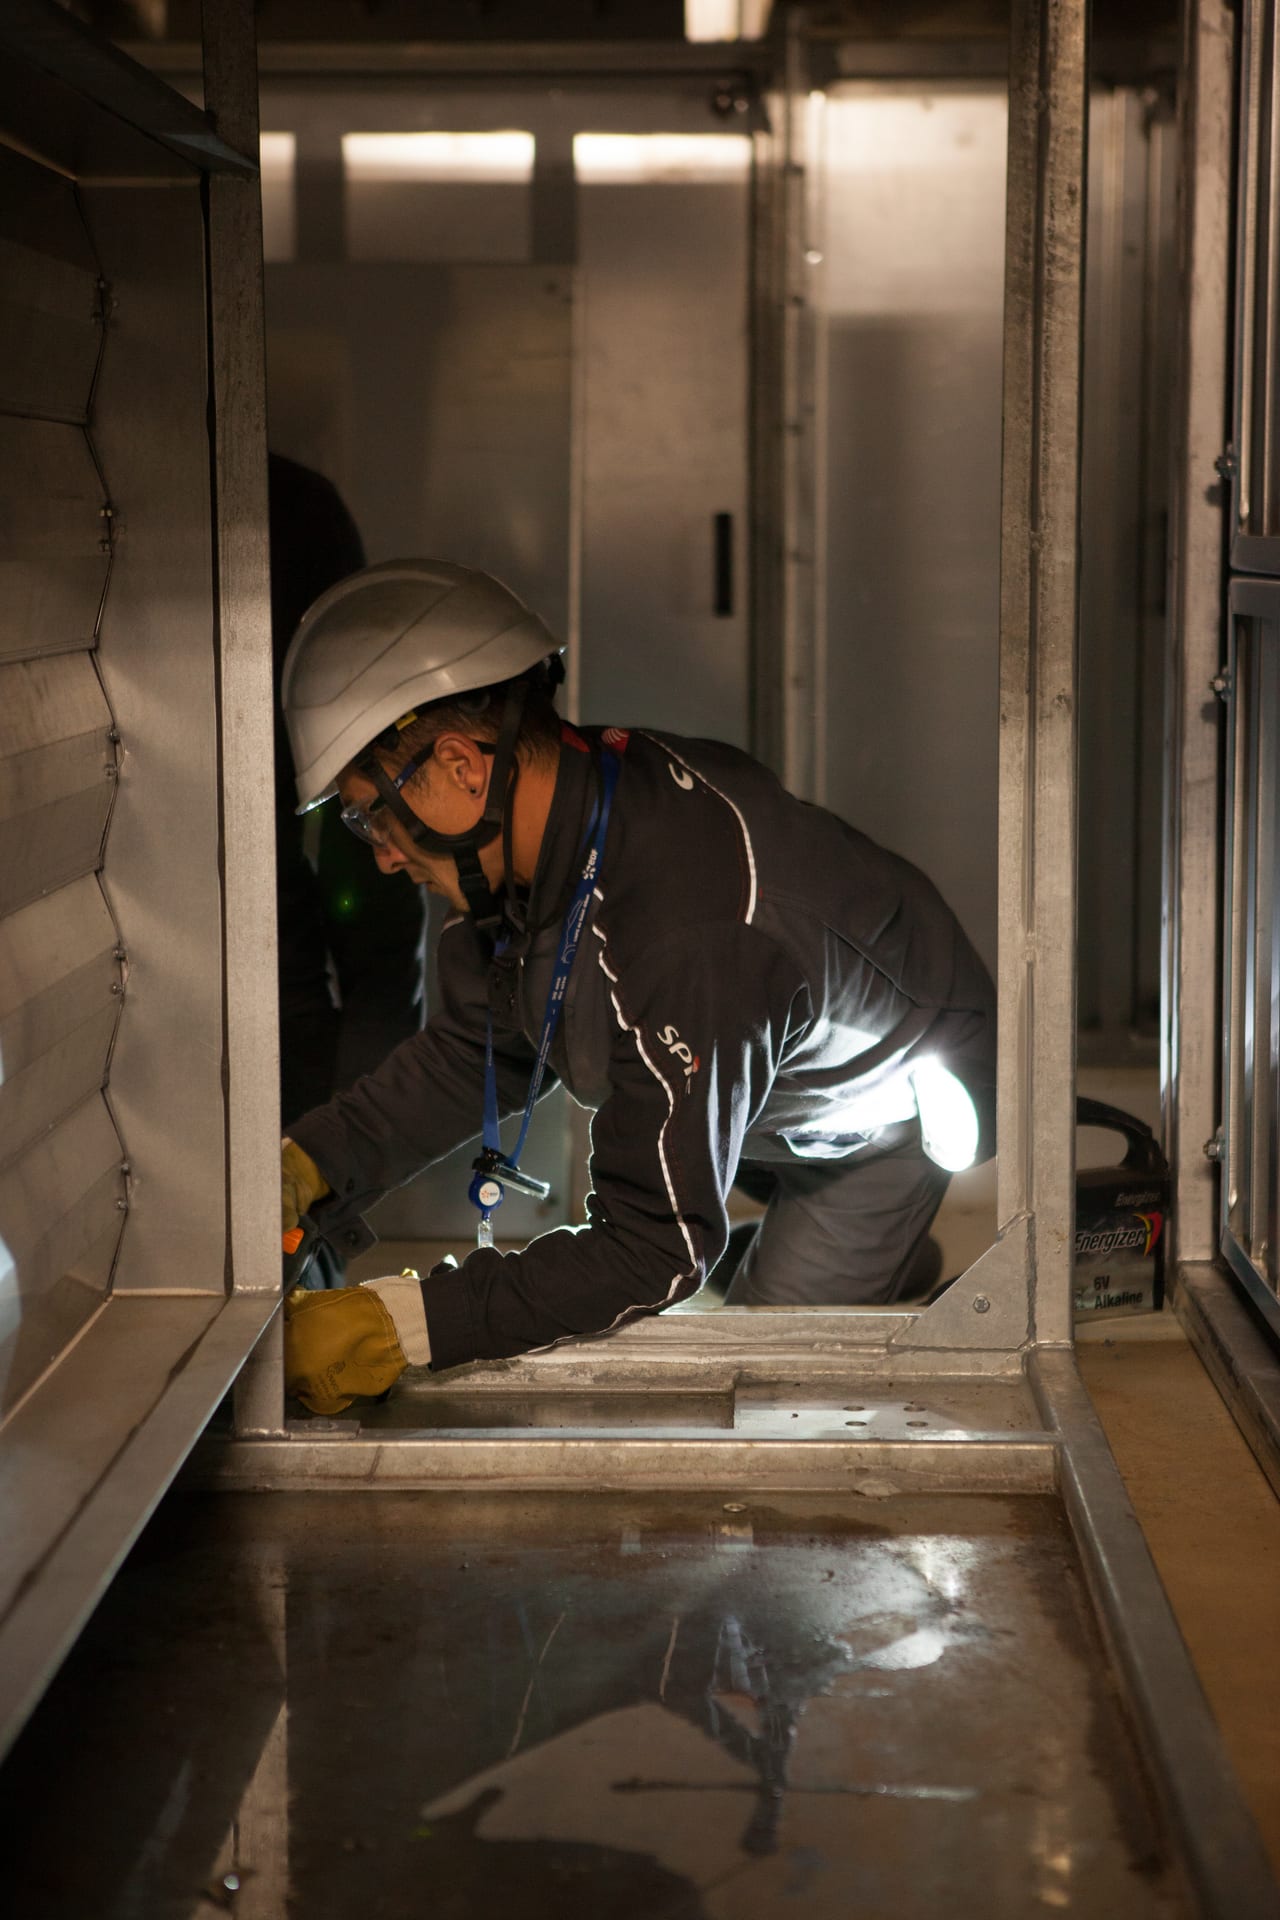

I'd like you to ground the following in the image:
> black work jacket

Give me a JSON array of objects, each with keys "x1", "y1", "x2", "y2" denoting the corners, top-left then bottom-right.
[{"x1": 291, "y1": 727, "x2": 997, "y2": 1370}]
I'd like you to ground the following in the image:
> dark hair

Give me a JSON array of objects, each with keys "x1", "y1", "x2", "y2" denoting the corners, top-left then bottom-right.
[{"x1": 376, "y1": 659, "x2": 563, "y2": 787}]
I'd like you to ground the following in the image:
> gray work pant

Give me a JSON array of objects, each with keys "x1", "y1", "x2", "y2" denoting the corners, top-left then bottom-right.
[{"x1": 722, "y1": 1124, "x2": 952, "y2": 1308}]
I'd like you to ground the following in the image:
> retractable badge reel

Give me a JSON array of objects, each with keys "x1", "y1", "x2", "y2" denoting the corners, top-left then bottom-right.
[{"x1": 468, "y1": 1150, "x2": 551, "y2": 1250}]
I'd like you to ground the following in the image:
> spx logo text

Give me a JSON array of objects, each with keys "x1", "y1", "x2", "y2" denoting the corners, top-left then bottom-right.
[{"x1": 658, "y1": 1024, "x2": 700, "y2": 1088}]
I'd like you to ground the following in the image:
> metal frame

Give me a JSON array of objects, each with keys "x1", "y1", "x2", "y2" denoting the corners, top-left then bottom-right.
[
  {"x1": 2, "y1": 3, "x2": 1273, "y2": 1907},
  {"x1": 1219, "y1": 574, "x2": 1280, "y2": 1340},
  {"x1": 1163, "y1": 0, "x2": 1233, "y2": 1275},
  {"x1": 209, "y1": 7, "x2": 1278, "y2": 1910},
  {"x1": 0, "y1": 0, "x2": 281, "y2": 1760}
]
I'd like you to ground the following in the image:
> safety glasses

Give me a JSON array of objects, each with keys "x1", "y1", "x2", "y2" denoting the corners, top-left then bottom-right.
[
  {"x1": 338, "y1": 737, "x2": 496, "y2": 846},
  {"x1": 339, "y1": 794, "x2": 394, "y2": 846}
]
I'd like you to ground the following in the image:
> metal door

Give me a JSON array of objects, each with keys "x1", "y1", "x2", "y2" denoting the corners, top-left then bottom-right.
[
  {"x1": 575, "y1": 129, "x2": 752, "y2": 746},
  {"x1": 1222, "y1": 577, "x2": 1280, "y2": 1336}
]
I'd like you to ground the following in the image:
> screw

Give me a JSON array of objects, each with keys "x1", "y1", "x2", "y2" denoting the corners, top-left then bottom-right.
[
  {"x1": 110, "y1": 983, "x2": 123, "y2": 995},
  {"x1": 116, "y1": 1198, "x2": 129, "y2": 1211},
  {"x1": 973, "y1": 1295, "x2": 992, "y2": 1314}
]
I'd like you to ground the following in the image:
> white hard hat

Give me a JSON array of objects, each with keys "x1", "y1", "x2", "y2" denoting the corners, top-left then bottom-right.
[{"x1": 281, "y1": 559, "x2": 562, "y2": 811}]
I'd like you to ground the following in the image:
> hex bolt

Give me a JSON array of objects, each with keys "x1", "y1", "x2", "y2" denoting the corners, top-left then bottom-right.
[{"x1": 973, "y1": 1295, "x2": 992, "y2": 1314}]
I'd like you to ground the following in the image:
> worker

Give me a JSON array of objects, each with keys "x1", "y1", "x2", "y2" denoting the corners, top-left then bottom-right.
[{"x1": 279, "y1": 560, "x2": 996, "y2": 1413}]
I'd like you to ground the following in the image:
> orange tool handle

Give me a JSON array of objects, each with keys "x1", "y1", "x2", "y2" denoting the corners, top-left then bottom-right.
[{"x1": 282, "y1": 1226, "x2": 304, "y2": 1256}]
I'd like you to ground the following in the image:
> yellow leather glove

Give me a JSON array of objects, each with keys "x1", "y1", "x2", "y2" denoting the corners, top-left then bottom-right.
[
  {"x1": 281, "y1": 1137, "x2": 330, "y2": 1236},
  {"x1": 284, "y1": 1285, "x2": 408, "y2": 1415}
]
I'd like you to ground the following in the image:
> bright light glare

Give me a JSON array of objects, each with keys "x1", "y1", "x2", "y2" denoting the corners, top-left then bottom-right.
[
  {"x1": 685, "y1": 0, "x2": 773, "y2": 40},
  {"x1": 259, "y1": 131, "x2": 296, "y2": 177},
  {"x1": 574, "y1": 133, "x2": 750, "y2": 185},
  {"x1": 910, "y1": 1058, "x2": 980, "y2": 1172},
  {"x1": 343, "y1": 131, "x2": 535, "y2": 184}
]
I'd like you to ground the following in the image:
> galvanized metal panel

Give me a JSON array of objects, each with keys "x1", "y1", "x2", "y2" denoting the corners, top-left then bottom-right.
[
  {"x1": 0, "y1": 144, "x2": 101, "y2": 424},
  {"x1": 264, "y1": 262, "x2": 574, "y2": 642},
  {"x1": 816, "y1": 82, "x2": 1006, "y2": 981},
  {"x1": 0, "y1": 651, "x2": 113, "y2": 920},
  {"x1": 0, "y1": 1093, "x2": 123, "y2": 1420},
  {"x1": 0, "y1": 418, "x2": 108, "y2": 664},
  {"x1": 576, "y1": 138, "x2": 751, "y2": 746},
  {"x1": 84, "y1": 179, "x2": 228, "y2": 1294},
  {"x1": 0, "y1": 874, "x2": 120, "y2": 1166}
]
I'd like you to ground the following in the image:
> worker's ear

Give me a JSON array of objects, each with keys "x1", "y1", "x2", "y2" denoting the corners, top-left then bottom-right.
[{"x1": 432, "y1": 732, "x2": 490, "y2": 797}]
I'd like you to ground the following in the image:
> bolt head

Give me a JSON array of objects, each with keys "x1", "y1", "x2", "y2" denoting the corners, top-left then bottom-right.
[{"x1": 973, "y1": 1294, "x2": 992, "y2": 1314}]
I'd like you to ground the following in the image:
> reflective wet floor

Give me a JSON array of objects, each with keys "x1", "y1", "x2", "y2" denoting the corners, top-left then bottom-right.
[{"x1": 0, "y1": 1490, "x2": 1185, "y2": 1918}]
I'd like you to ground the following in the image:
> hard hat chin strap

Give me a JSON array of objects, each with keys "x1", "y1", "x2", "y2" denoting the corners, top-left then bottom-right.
[{"x1": 363, "y1": 679, "x2": 530, "y2": 935}]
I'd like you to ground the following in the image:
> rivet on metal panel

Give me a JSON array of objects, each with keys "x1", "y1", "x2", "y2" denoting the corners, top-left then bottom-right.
[
  {"x1": 1203, "y1": 1130, "x2": 1225, "y2": 1162},
  {"x1": 116, "y1": 1199, "x2": 128, "y2": 1211},
  {"x1": 1209, "y1": 670, "x2": 1232, "y2": 701},
  {"x1": 973, "y1": 1295, "x2": 992, "y2": 1314}
]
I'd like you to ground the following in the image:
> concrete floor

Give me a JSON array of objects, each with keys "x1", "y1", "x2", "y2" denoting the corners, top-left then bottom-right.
[{"x1": 1076, "y1": 1314, "x2": 1280, "y2": 1881}]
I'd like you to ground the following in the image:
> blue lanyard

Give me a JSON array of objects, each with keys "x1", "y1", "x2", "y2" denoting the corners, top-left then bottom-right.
[{"x1": 469, "y1": 746, "x2": 621, "y2": 1246}]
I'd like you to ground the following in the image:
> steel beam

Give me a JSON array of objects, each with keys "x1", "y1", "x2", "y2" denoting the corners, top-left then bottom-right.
[
  {"x1": 202, "y1": 2, "x2": 280, "y2": 1315},
  {"x1": 1164, "y1": 0, "x2": 1233, "y2": 1266},
  {"x1": 994, "y1": 0, "x2": 1090, "y2": 1347},
  {"x1": 189, "y1": 1431, "x2": 1057, "y2": 1496}
]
